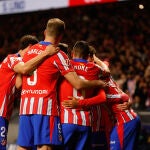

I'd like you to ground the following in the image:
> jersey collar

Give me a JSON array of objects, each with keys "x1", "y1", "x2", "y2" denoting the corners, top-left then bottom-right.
[
  {"x1": 39, "y1": 41, "x2": 52, "y2": 46},
  {"x1": 73, "y1": 58, "x2": 88, "y2": 63}
]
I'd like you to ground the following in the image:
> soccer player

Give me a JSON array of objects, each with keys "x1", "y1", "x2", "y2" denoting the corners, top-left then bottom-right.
[
  {"x1": 17, "y1": 18, "x2": 106, "y2": 150},
  {"x1": 0, "y1": 34, "x2": 58, "y2": 150},
  {"x1": 58, "y1": 41, "x2": 107, "y2": 150},
  {"x1": 88, "y1": 46, "x2": 115, "y2": 150},
  {"x1": 63, "y1": 49, "x2": 141, "y2": 150}
]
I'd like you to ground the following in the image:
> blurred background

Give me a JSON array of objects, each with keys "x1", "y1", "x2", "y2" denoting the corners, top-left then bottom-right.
[{"x1": 0, "y1": 0, "x2": 149, "y2": 149}]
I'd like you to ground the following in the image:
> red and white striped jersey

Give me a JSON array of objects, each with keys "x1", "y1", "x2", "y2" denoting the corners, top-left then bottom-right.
[
  {"x1": 59, "y1": 59, "x2": 102, "y2": 126},
  {"x1": 90, "y1": 74, "x2": 137, "y2": 131},
  {"x1": 91, "y1": 104, "x2": 114, "y2": 134},
  {"x1": 105, "y1": 76, "x2": 137, "y2": 124},
  {"x1": 19, "y1": 41, "x2": 74, "y2": 116},
  {"x1": 0, "y1": 53, "x2": 22, "y2": 120}
]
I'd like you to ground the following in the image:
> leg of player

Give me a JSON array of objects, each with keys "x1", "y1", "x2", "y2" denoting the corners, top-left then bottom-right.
[{"x1": 0, "y1": 117, "x2": 8, "y2": 150}]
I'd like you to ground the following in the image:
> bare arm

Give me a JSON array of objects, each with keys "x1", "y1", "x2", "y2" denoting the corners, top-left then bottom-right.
[
  {"x1": 93, "y1": 54, "x2": 110, "y2": 73},
  {"x1": 64, "y1": 71, "x2": 107, "y2": 90},
  {"x1": 13, "y1": 45, "x2": 59, "y2": 74}
]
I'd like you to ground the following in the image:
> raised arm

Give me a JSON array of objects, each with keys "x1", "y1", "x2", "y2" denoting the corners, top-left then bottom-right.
[
  {"x1": 13, "y1": 45, "x2": 59, "y2": 74},
  {"x1": 93, "y1": 54, "x2": 110, "y2": 73}
]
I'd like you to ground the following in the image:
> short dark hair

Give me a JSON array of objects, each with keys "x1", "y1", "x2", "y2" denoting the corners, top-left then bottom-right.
[
  {"x1": 89, "y1": 45, "x2": 96, "y2": 58},
  {"x1": 18, "y1": 35, "x2": 39, "y2": 50},
  {"x1": 73, "y1": 41, "x2": 90, "y2": 59},
  {"x1": 58, "y1": 43, "x2": 68, "y2": 54}
]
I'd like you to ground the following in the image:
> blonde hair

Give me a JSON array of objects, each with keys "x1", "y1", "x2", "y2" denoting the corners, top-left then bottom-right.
[{"x1": 46, "y1": 18, "x2": 65, "y2": 38}]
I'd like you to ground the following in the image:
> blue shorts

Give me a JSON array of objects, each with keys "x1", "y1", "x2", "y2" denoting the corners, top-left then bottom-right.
[
  {"x1": 0, "y1": 117, "x2": 8, "y2": 150},
  {"x1": 110, "y1": 116, "x2": 141, "y2": 150},
  {"x1": 91, "y1": 131, "x2": 108, "y2": 150},
  {"x1": 62, "y1": 123, "x2": 91, "y2": 150},
  {"x1": 17, "y1": 115, "x2": 63, "y2": 147}
]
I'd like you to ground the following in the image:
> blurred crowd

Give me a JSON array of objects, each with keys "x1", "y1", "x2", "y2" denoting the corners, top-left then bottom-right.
[{"x1": 0, "y1": 0, "x2": 150, "y2": 111}]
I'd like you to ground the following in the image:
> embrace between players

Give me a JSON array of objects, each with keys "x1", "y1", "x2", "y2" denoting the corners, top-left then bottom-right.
[{"x1": 0, "y1": 18, "x2": 140, "y2": 150}]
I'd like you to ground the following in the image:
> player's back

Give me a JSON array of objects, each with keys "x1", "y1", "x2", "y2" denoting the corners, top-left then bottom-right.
[
  {"x1": 59, "y1": 59, "x2": 101, "y2": 126},
  {"x1": 0, "y1": 54, "x2": 22, "y2": 120},
  {"x1": 105, "y1": 76, "x2": 137, "y2": 124},
  {"x1": 20, "y1": 42, "x2": 73, "y2": 116}
]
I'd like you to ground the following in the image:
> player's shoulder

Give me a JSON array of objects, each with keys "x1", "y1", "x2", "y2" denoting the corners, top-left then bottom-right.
[
  {"x1": 6, "y1": 54, "x2": 21, "y2": 61},
  {"x1": 55, "y1": 50, "x2": 69, "y2": 60},
  {"x1": 57, "y1": 50, "x2": 67, "y2": 56},
  {"x1": 7, "y1": 53, "x2": 17, "y2": 58}
]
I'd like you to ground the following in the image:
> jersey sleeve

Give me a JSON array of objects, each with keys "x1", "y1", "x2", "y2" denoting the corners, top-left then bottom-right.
[
  {"x1": 8, "y1": 55, "x2": 23, "y2": 69},
  {"x1": 78, "y1": 89, "x2": 106, "y2": 107},
  {"x1": 54, "y1": 51, "x2": 74, "y2": 76}
]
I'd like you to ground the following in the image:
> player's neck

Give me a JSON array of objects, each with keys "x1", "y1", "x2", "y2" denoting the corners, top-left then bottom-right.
[
  {"x1": 72, "y1": 54, "x2": 83, "y2": 59},
  {"x1": 44, "y1": 36, "x2": 62, "y2": 46}
]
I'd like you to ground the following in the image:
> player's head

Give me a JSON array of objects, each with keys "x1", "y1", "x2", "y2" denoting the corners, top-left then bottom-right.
[
  {"x1": 88, "y1": 45, "x2": 96, "y2": 62},
  {"x1": 72, "y1": 41, "x2": 90, "y2": 59},
  {"x1": 58, "y1": 43, "x2": 69, "y2": 54},
  {"x1": 58, "y1": 42, "x2": 71, "y2": 59},
  {"x1": 18, "y1": 35, "x2": 39, "y2": 50},
  {"x1": 18, "y1": 35, "x2": 39, "y2": 57},
  {"x1": 45, "y1": 18, "x2": 65, "y2": 41}
]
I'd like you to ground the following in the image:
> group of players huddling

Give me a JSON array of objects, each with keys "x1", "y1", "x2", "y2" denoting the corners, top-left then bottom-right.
[{"x1": 0, "y1": 18, "x2": 140, "y2": 150}]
